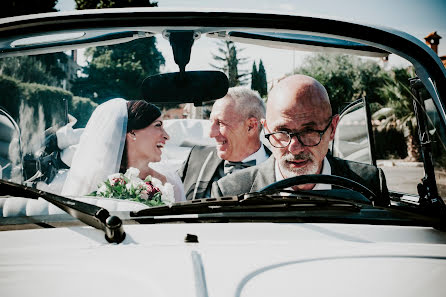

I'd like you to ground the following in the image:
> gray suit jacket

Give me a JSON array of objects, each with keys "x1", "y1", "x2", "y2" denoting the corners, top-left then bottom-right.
[
  {"x1": 178, "y1": 145, "x2": 272, "y2": 200},
  {"x1": 178, "y1": 146, "x2": 222, "y2": 200},
  {"x1": 211, "y1": 154, "x2": 390, "y2": 206}
]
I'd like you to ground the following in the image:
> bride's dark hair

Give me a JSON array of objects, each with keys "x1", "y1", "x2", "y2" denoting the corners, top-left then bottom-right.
[{"x1": 120, "y1": 100, "x2": 161, "y2": 172}]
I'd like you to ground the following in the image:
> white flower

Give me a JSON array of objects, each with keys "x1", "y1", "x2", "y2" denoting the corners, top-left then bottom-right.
[
  {"x1": 97, "y1": 171, "x2": 172, "y2": 207},
  {"x1": 160, "y1": 183, "x2": 175, "y2": 206},
  {"x1": 124, "y1": 167, "x2": 140, "y2": 179},
  {"x1": 107, "y1": 173, "x2": 122, "y2": 184},
  {"x1": 127, "y1": 178, "x2": 143, "y2": 190},
  {"x1": 140, "y1": 190, "x2": 149, "y2": 200},
  {"x1": 97, "y1": 184, "x2": 107, "y2": 195},
  {"x1": 151, "y1": 177, "x2": 163, "y2": 189}
]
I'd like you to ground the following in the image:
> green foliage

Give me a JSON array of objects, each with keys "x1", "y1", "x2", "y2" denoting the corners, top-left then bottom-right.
[
  {"x1": 72, "y1": 0, "x2": 164, "y2": 103},
  {"x1": 1, "y1": 0, "x2": 57, "y2": 17},
  {"x1": 257, "y1": 60, "x2": 268, "y2": 97},
  {"x1": 0, "y1": 57, "x2": 50, "y2": 85},
  {"x1": 251, "y1": 61, "x2": 258, "y2": 91},
  {"x1": 0, "y1": 75, "x2": 67, "y2": 129},
  {"x1": 72, "y1": 38, "x2": 165, "y2": 103},
  {"x1": 294, "y1": 54, "x2": 420, "y2": 160},
  {"x1": 372, "y1": 67, "x2": 417, "y2": 136},
  {"x1": 21, "y1": 82, "x2": 72, "y2": 129},
  {"x1": 0, "y1": 75, "x2": 95, "y2": 130},
  {"x1": 0, "y1": 75, "x2": 22, "y2": 116},
  {"x1": 210, "y1": 41, "x2": 249, "y2": 87},
  {"x1": 0, "y1": 54, "x2": 69, "y2": 88},
  {"x1": 93, "y1": 169, "x2": 165, "y2": 207},
  {"x1": 294, "y1": 54, "x2": 391, "y2": 113},
  {"x1": 373, "y1": 67, "x2": 420, "y2": 160},
  {"x1": 251, "y1": 60, "x2": 268, "y2": 98},
  {"x1": 70, "y1": 96, "x2": 98, "y2": 128},
  {"x1": 379, "y1": 67, "x2": 416, "y2": 118}
]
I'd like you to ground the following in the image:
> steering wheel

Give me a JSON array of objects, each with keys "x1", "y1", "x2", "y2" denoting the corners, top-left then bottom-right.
[{"x1": 260, "y1": 174, "x2": 377, "y2": 202}]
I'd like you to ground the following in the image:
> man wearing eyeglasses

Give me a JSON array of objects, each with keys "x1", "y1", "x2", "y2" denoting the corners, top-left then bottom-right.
[{"x1": 211, "y1": 74, "x2": 389, "y2": 206}]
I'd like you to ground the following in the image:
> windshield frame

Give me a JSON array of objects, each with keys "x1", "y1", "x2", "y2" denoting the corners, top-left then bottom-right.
[{"x1": 1, "y1": 9, "x2": 446, "y2": 228}]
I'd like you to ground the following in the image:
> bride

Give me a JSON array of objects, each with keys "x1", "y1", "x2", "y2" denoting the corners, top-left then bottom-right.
[{"x1": 61, "y1": 98, "x2": 185, "y2": 202}]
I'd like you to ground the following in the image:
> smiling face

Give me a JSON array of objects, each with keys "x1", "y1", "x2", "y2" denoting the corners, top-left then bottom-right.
[
  {"x1": 209, "y1": 97, "x2": 254, "y2": 162},
  {"x1": 265, "y1": 75, "x2": 339, "y2": 186},
  {"x1": 127, "y1": 116, "x2": 170, "y2": 163}
]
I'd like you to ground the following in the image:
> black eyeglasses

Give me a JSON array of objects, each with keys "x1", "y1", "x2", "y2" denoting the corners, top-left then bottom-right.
[{"x1": 264, "y1": 117, "x2": 333, "y2": 148}]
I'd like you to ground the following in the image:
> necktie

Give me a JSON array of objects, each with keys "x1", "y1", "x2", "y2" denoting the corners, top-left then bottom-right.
[{"x1": 224, "y1": 160, "x2": 256, "y2": 175}]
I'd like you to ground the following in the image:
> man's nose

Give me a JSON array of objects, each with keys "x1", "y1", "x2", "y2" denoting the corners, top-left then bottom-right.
[
  {"x1": 209, "y1": 122, "x2": 219, "y2": 138},
  {"x1": 287, "y1": 135, "x2": 304, "y2": 154}
]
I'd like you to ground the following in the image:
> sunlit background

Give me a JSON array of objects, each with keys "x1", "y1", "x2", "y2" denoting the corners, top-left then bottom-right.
[{"x1": 53, "y1": 0, "x2": 446, "y2": 82}]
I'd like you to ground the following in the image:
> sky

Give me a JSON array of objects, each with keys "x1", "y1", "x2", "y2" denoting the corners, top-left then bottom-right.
[{"x1": 56, "y1": 0, "x2": 446, "y2": 81}]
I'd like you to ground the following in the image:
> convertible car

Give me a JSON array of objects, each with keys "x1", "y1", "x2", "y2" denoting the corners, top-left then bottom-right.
[{"x1": 1, "y1": 8, "x2": 446, "y2": 297}]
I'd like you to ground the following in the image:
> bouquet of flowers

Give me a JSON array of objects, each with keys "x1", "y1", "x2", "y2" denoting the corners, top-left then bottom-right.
[{"x1": 93, "y1": 167, "x2": 175, "y2": 206}]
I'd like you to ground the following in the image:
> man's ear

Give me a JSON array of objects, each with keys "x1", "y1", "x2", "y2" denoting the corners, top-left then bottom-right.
[
  {"x1": 329, "y1": 114, "x2": 340, "y2": 140},
  {"x1": 247, "y1": 117, "x2": 258, "y2": 133}
]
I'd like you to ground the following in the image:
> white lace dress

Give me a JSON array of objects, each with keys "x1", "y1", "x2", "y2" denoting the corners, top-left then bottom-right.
[{"x1": 151, "y1": 163, "x2": 186, "y2": 202}]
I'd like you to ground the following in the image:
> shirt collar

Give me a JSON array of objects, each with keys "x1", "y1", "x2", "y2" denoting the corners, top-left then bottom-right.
[
  {"x1": 274, "y1": 157, "x2": 332, "y2": 190},
  {"x1": 242, "y1": 144, "x2": 269, "y2": 164},
  {"x1": 313, "y1": 157, "x2": 331, "y2": 190}
]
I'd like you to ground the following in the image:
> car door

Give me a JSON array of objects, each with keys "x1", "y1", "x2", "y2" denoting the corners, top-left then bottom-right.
[{"x1": 332, "y1": 97, "x2": 376, "y2": 166}]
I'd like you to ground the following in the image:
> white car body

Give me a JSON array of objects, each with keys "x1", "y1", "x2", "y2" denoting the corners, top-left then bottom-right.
[
  {"x1": 1, "y1": 8, "x2": 446, "y2": 297},
  {"x1": 2, "y1": 223, "x2": 446, "y2": 297}
]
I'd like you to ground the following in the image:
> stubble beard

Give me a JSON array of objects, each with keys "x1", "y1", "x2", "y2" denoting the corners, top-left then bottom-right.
[{"x1": 278, "y1": 152, "x2": 319, "y2": 179}]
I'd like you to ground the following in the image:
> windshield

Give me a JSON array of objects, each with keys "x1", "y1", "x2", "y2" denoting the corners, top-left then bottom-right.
[{"x1": 0, "y1": 26, "x2": 445, "y2": 227}]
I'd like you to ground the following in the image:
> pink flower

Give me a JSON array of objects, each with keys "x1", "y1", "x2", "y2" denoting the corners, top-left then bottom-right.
[
  {"x1": 145, "y1": 181, "x2": 160, "y2": 198},
  {"x1": 140, "y1": 190, "x2": 149, "y2": 200},
  {"x1": 111, "y1": 177, "x2": 126, "y2": 186}
]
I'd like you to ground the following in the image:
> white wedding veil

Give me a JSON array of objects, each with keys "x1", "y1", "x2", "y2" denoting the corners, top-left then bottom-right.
[{"x1": 62, "y1": 98, "x2": 128, "y2": 196}]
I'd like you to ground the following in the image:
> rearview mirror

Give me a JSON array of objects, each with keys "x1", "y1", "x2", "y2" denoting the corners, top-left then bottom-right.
[{"x1": 141, "y1": 71, "x2": 229, "y2": 106}]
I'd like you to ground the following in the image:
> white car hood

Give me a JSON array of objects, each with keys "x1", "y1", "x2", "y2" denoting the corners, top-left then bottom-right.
[{"x1": 1, "y1": 223, "x2": 446, "y2": 297}]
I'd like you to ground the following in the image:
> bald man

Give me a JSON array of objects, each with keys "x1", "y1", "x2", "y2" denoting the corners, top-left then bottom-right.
[{"x1": 211, "y1": 75, "x2": 390, "y2": 206}]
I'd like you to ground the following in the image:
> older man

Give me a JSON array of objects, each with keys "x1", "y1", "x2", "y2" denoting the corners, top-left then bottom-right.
[
  {"x1": 212, "y1": 75, "x2": 389, "y2": 206},
  {"x1": 178, "y1": 86, "x2": 271, "y2": 200}
]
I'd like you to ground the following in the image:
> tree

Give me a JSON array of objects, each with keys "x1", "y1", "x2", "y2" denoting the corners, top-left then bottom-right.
[
  {"x1": 0, "y1": 53, "x2": 69, "y2": 88},
  {"x1": 1, "y1": 0, "x2": 57, "y2": 18},
  {"x1": 210, "y1": 41, "x2": 249, "y2": 87},
  {"x1": 257, "y1": 59, "x2": 268, "y2": 97},
  {"x1": 0, "y1": 57, "x2": 53, "y2": 86},
  {"x1": 251, "y1": 60, "x2": 268, "y2": 98},
  {"x1": 294, "y1": 53, "x2": 420, "y2": 161},
  {"x1": 295, "y1": 53, "x2": 390, "y2": 113},
  {"x1": 72, "y1": 38, "x2": 165, "y2": 102},
  {"x1": 251, "y1": 61, "x2": 258, "y2": 91},
  {"x1": 72, "y1": 0, "x2": 165, "y2": 103},
  {"x1": 375, "y1": 67, "x2": 420, "y2": 161}
]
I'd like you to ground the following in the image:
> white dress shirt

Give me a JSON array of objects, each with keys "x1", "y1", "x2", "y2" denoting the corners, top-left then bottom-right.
[
  {"x1": 242, "y1": 144, "x2": 269, "y2": 165},
  {"x1": 222, "y1": 144, "x2": 270, "y2": 175},
  {"x1": 274, "y1": 157, "x2": 332, "y2": 190}
]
